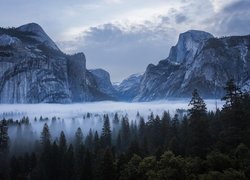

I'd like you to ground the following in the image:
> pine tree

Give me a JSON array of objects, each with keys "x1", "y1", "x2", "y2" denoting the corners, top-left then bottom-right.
[
  {"x1": 161, "y1": 111, "x2": 171, "y2": 145},
  {"x1": 75, "y1": 127, "x2": 84, "y2": 150},
  {"x1": 130, "y1": 120, "x2": 138, "y2": 141},
  {"x1": 59, "y1": 131, "x2": 67, "y2": 153},
  {"x1": 222, "y1": 79, "x2": 242, "y2": 110},
  {"x1": 171, "y1": 114, "x2": 179, "y2": 138},
  {"x1": 121, "y1": 116, "x2": 130, "y2": 150},
  {"x1": 0, "y1": 119, "x2": 9, "y2": 153},
  {"x1": 187, "y1": 90, "x2": 210, "y2": 157},
  {"x1": 188, "y1": 89, "x2": 207, "y2": 119},
  {"x1": 40, "y1": 123, "x2": 51, "y2": 148},
  {"x1": 94, "y1": 131, "x2": 100, "y2": 153},
  {"x1": 101, "y1": 115, "x2": 112, "y2": 147},
  {"x1": 220, "y1": 80, "x2": 247, "y2": 148},
  {"x1": 39, "y1": 123, "x2": 52, "y2": 179},
  {"x1": 85, "y1": 129, "x2": 94, "y2": 150},
  {"x1": 222, "y1": 79, "x2": 244, "y2": 128},
  {"x1": 138, "y1": 117, "x2": 145, "y2": 142},
  {"x1": 14, "y1": 123, "x2": 22, "y2": 151},
  {"x1": 113, "y1": 112, "x2": 119, "y2": 124},
  {"x1": 116, "y1": 132, "x2": 122, "y2": 152}
]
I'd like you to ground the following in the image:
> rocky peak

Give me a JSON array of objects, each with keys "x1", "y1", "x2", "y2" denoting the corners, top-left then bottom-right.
[
  {"x1": 17, "y1": 23, "x2": 59, "y2": 51},
  {"x1": 168, "y1": 30, "x2": 213, "y2": 64},
  {"x1": 18, "y1": 23, "x2": 45, "y2": 34}
]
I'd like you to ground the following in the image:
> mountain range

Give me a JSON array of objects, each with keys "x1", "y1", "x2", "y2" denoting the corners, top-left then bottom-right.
[
  {"x1": 0, "y1": 23, "x2": 249, "y2": 103},
  {"x1": 0, "y1": 23, "x2": 116, "y2": 103}
]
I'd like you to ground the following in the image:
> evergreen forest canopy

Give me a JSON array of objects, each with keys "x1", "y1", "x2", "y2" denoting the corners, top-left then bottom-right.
[{"x1": 0, "y1": 79, "x2": 250, "y2": 180}]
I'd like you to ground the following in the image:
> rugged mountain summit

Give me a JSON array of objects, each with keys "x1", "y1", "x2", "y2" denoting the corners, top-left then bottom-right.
[
  {"x1": 18, "y1": 23, "x2": 59, "y2": 51},
  {"x1": 133, "y1": 30, "x2": 250, "y2": 101},
  {"x1": 168, "y1": 30, "x2": 213, "y2": 64},
  {"x1": 0, "y1": 23, "x2": 114, "y2": 103}
]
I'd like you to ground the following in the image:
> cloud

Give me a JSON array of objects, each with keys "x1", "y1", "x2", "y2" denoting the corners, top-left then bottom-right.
[
  {"x1": 104, "y1": 0, "x2": 122, "y2": 4},
  {"x1": 207, "y1": 0, "x2": 250, "y2": 36},
  {"x1": 223, "y1": 0, "x2": 250, "y2": 12},
  {"x1": 209, "y1": 0, "x2": 238, "y2": 12},
  {"x1": 57, "y1": 0, "x2": 249, "y2": 82},
  {"x1": 175, "y1": 13, "x2": 188, "y2": 24},
  {"x1": 58, "y1": 20, "x2": 177, "y2": 82}
]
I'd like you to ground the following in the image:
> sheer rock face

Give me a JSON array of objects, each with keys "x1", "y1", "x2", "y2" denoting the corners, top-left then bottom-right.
[
  {"x1": 168, "y1": 30, "x2": 214, "y2": 65},
  {"x1": 133, "y1": 31, "x2": 250, "y2": 101},
  {"x1": 0, "y1": 23, "x2": 113, "y2": 103},
  {"x1": 89, "y1": 69, "x2": 118, "y2": 100},
  {"x1": 67, "y1": 53, "x2": 87, "y2": 102}
]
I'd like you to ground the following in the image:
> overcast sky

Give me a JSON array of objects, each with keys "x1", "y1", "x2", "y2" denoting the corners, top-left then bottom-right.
[{"x1": 1, "y1": 0, "x2": 249, "y2": 82}]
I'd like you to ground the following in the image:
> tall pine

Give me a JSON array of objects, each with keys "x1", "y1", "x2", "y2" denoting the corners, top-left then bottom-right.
[
  {"x1": 101, "y1": 115, "x2": 112, "y2": 147},
  {"x1": 0, "y1": 119, "x2": 9, "y2": 153},
  {"x1": 187, "y1": 89, "x2": 210, "y2": 158}
]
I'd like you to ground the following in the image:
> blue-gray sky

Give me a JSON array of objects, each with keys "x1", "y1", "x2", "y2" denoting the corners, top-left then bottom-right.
[{"x1": 1, "y1": 0, "x2": 249, "y2": 82}]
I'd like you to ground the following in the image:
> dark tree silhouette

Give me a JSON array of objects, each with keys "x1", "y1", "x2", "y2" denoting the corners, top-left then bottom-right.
[
  {"x1": 101, "y1": 115, "x2": 112, "y2": 147},
  {"x1": 0, "y1": 119, "x2": 9, "y2": 153},
  {"x1": 222, "y1": 79, "x2": 242, "y2": 110},
  {"x1": 188, "y1": 89, "x2": 207, "y2": 119},
  {"x1": 40, "y1": 123, "x2": 51, "y2": 148}
]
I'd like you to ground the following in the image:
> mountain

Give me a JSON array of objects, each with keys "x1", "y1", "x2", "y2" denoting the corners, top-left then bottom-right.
[
  {"x1": 167, "y1": 30, "x2": 214, "y2": 64},
  {"x1": 115, "y1": 73, "x2": 142, "y2": 101},
  {"x1": 89, "y1": 69, "x2": 118, "y2": 100},
  {"x1": 133, "y1": 30, "x2": 250, "y2": 101},
  {"x1": 0, "y1": 23, "x2": 114, "y2": 103}
]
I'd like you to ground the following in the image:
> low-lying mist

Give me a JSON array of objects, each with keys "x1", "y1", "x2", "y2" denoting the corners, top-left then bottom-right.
[
  {"x1": 0, "y1": 100, "x2": 223, "y2": 119},
  {"x1": 0, "y1": 100, "x2": 223, "y2": 155}
]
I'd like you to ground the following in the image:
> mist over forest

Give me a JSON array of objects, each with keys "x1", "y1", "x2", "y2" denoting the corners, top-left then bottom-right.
[{"x1": 1, "y1": 100, "x2": 223, "y2": 155}]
